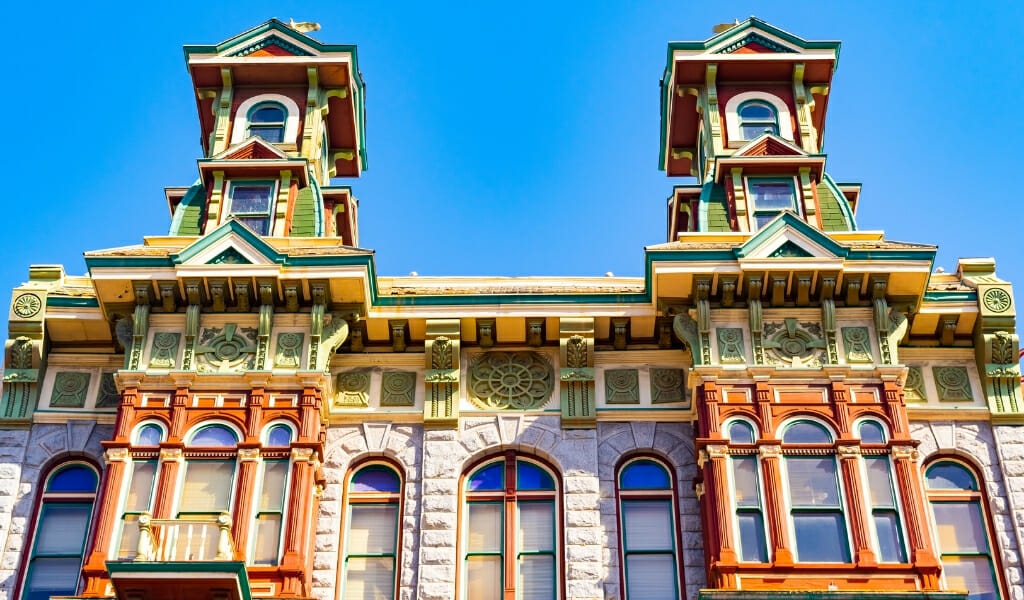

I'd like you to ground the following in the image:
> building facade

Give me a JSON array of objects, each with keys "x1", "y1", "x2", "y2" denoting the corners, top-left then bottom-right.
[{"x1": 1, "y1": 17, "x2": 1021, "y2": 600}]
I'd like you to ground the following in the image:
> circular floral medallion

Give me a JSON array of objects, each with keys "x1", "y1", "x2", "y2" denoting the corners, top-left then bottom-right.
[
  {"x1": 469, "y1": 351, "x2": 554, "y2": 410},
  {"x1": 12, "y1": 294, "x2": 41, "y2": 318},
  {"x1": 983, "y1": 288, "x2": 1012, "y2": 313}
]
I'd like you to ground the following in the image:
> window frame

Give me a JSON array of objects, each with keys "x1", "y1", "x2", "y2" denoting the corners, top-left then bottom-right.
[
  {"x1": 924, "y1": 458, "x2": 1006, "y2": 600},
  {"x1": 17, "y1": 460, "x2": 100, "y2": 600},
  {"x1": 615, "y1": 455, "x2": 685, "y2": 599},
  {"x1": 459, "y1": 451, "x2": 562, "y2": 600},
  {"x1": 225, "y1": 179, "x2": 278, "y2": 236},
  {"x1": 339, "y1": 460, "x2": 405, "y2": 600},
  {"x1": 744, "y1": 176, "x2": 801, "y2": 230}
]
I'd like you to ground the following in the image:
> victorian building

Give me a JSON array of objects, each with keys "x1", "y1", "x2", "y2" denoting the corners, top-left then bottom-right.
[{"x1": 1, "y1": 17, "x2": 1021, "y2": 600}]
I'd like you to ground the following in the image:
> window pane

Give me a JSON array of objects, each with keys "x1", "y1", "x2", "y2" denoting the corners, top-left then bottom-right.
[
  {"x1": 932, "y1": 502, "x2": 989, "y2": 553},
  {"x1": 874, "y1": 511, "x2": 906, "y2": 563},
  {"x1": 793, "y1": 512, "x2": 849, "y2": 562},
  {"x1": 943, "y1": 555, "x2": 998, "y2": 600},
  {"x1": 260, "y1": 461, "x2": 289, "y2": 511},
  {"x1": 35, "y1": 505, "x2": 91, "y2": 554},
  {"x1": 620, "y1": 460, "x2": 670, "y2": 490},
  {"x1": 47, "y1": 466, "x2": 97, "y2": 493},
  {"x1": 518, "y1": 502, "x2": 554, "y2": 552},
  {"x1": 230, "y1": 186, "x2": 273, "y2": 213},
  {"x1": 859, "y1": 421, "x2": 886, "y2": 444},
  {"x1": 344, "y1": 556, "x2": 395, "y2": 600},
  {"x1": 622, "y1": 500, "x2": 673, "y2": 551},
  {"x1": 189, "y1": 425, "x2": 238, "y2": 447},
  {"x1": 466, "y1": 555, "x2": 502, "y2": 600},
  {"x1": 625, "y1": 554, "x2": 677, "y2": 600},
  {"x1": 519, "y1": 554, "x2": 555, "y2": 600},
  {"x1": 782, "y1": 421, "x2": 831, "y2": 444},
  {"x1": 786, "y1": 457, "x2": 840, "y2": 506},
  {"x1": 252, "y1": 514, "x2": 282, "y2": 565},
  {"x1": 125, "y1": 461, "x2": 157, "y2": 511},
  {"x1": 136, "y1": 424, "x2": 163, "y2": 446},
  {"x1": 865, "y1": 457, "x2": 896, "y2": 507},
  {"x1": 250, "y1": 106, "x2": 285, "y2": 123},
  {"x1": 236, "y1": 216, "x2": 270, "y2": 236},
  {"x1": 351, "y1": 465, "x2": 401, "y2": 493},
  {"x1": 749, "y1": 181, "x2": 796, "y2": 211},
  {"x1": 180, "y1": 460, "x2": 234, "y2": 513},
  {"x1": 467, "y1": 502, "x2": 502, "y2": 553},
  {"x1": 348, "y1": 505, "x2": 398, "y2": 554},
  {"x1": 266, "y1": 425, "x2": 292, "y2": 447},
  {"x1": 728, "y1": 421, "x2": 755, "y2": 444},
  {"x1": 25, "y1": 556, "x2": 82, "y2": 600},
  {"x1": 467, "y1": 462, "x2": 503, "y2": 491},
  {"x1": 738, "y1": 512, "x2": 768, "y2": 562},
  {"x1": 927, "y1": 462, "x2": 978, "y2": 491},
  {"x1": 732, "y1": 457, "x2": 760, "y2": 507},
  {"x1": 517, "y1": 461, "x2": 554, "y2": 491}
]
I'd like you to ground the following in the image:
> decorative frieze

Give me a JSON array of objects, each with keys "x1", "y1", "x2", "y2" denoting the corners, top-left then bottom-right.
[
  {"x1": 604, "y1": 369, "x2": 640, "y2": 404},
  {"x1": 50, "y1": 372, "x2": 91, "y2": 408},
  {"x1": 468, "y1": 351, "x2": 554, "y2": 410}
]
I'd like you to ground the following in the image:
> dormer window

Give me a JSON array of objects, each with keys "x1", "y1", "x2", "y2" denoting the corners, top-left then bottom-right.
[
  {"x1": 738, "y1": 100, "x2": 779, "y2": 140},
  {"x1": 227, "y1": 181, "x2": 276, "y2": 235},
  {"x1": 247, "y1": 103, "x2": 287, "y2": 143},
  {"x1": 747, "y1": 177, "x2": 798, "y2": 228}
]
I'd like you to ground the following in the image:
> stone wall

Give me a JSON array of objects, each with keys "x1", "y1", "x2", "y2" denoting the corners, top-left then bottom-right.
[
  {"x1": 314, "y1": 417, "x2": 703, "y2": 600},
  {"x1": 911, "y1": 420, "x2": 1023, "y2": 600},
  {"x1": 0, "y1": 421, "x2": 110, "y2": 600}
]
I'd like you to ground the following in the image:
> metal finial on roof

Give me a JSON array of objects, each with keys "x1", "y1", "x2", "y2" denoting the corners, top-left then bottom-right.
[{"x1": 288, "y1": 19, "x2": 321, "y2": 33}]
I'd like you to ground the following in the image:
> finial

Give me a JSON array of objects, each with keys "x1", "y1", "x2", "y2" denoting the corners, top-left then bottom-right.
[{"x1": 288, "y1": 19, "x2": 321, "y2": 33}]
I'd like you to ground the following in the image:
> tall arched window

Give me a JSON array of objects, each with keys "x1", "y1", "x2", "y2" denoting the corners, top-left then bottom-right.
[
  {"x1": 617, "y1": 457, "x2": 683, "y2": 599},
  {"x1": 737, "y1": 100, "x2": 779, "y2": 140},
  {"x1": 781, "y1": 419, "x2": 850, "y2": 562},
  {"x1": 247, "y1": 102, "x2": 287, "y2": 143},
  {"x1": 925, "y1": 460, "x2": 1003, "y2": 600},
  {"x1": 462, "y1": 452, "x2": 559, "y2": 600},
  {"x1": 20, "y1": 462, "x2": 99, "y2": 600},
  {"x1": 342, "y1": 463, "x2": 403, "y2": 600},
  {"x1": 727, "y1": 421, "x2": 767, "y2": 563}
]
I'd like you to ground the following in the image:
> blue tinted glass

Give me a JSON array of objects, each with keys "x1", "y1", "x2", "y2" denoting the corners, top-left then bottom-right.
[
  {"x1": 859, "y1": 421, "x2": 886, "y2": 444},
  {"x1": 517, "y1": 461, "x2": 554, "y2": 491},
  {"x1": 189, "y1": 425, "x2": 238, "y2": 447},
  {"x1": 782, "y1": 421, "x2": 832, "y2": 444},
  {"x1": 620, "y1": 460, "x2": 670, "y2": 490},
  {"x1": 266, "y1": 425, "x2": 292, "y2": 447},
  {"x1": 729, "y1": 421, "x2": 755, "y2": 444},
  {"x1": 351, "y1": 465, "x2": 401, "y2": 493},
  {"x1": 926, "y1": 462, "x2": 978, "y2": 491},
  {"x1": 250, "y1": 105, "x2": 285, "y2": 123},
  {"x1": 47, "y1": 465, "x2": 97, "y2": 493},
  {"x1": 136, "y1": 424, "x2": 163, "y2": 446},
  {"x1": 467, "y1": 463, "x2": 503, "y2": 491}
]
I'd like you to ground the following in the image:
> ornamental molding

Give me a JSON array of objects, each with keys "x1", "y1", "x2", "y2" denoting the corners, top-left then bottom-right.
[{"x1": 468, "y1": 351, "x2": 554, "y2": 410}]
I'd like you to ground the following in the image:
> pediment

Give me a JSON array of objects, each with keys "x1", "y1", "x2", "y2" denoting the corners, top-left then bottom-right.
[
  {"x1": 171, "y1": 220, "x2": 285, "y2": 266},
  {"x1": 214, "y1": 137, "x2": 290, "y2": 161},
  {"x1": 735, "y1": 212, "x2": 848, "y2": 260},
  {"x1": 733, "y1": 133, "x2": 808, "y2": 157}
]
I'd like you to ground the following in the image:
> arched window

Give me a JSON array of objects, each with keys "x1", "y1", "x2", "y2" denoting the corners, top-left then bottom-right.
[
  {"x1": 925, "y1": 460, "x2": 1002, "y2": 600},
  {"x1": 725, "y1": 420, "x2": 766, "y2": 563},
  {"x1": 247, "y1": 102, "x2": 287, "y2": 143},
  {"x1": 617, "y1": 457, "x2": 683, "y2": 597},
  {"x1": 738, "y1": 100, "x2": 779, "y2": 140},
  {"x1": 463, "y1": 453, "x2": 558, "y2": 600},
  {"x1": 781, "y1": 420, "x2": 850, "y2": 562},
  {"x1": 20, "y1": 462, "x2": 99, "y2": 600},
  {"x1": 342, "y1": 463, "x2": 403, "y2": 600}
]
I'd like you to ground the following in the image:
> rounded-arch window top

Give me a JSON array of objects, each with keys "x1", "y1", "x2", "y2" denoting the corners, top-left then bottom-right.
[
  {"x1": 738, "y1": 100, "x2": 779, "y2": 140},
  {"x1": 47, "y1": 464, "x2": 98, "y2": 493},
  {"x1": 135, "y1": 423, "x2": 164, "y2": 447},
  {"x1": 926, "y1": 461, "x2": 979, "y2": 491},
  {"x1": 858, "y1": 421, "x2": 886, "y2": 444},
  {"x1": 350, "y1": 464, "x2": 401, "y2": 493},
  {"x1": 619, "y1": 459, "x2": 671, "y2": 490},
  {"x1": 728, "y1": 420, "x2": 756, "y2": 444},
  {"x1": 781, "y1": 420, "x2": 833, "y2": 444},
  {"x1": 247, "y1": 102, "x2": 286, "y2": 143},
  {"x1": 265, "y1": 424, "x2": 293, "y2": 447},
  {"x1": 188, "y1": 424, "x2": 239, "y2": 447}
]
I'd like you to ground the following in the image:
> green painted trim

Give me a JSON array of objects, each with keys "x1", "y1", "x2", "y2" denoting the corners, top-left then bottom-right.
[
  {"x1": 923, "y1": 290, "x2": 978, "y2": 302},
  {"x1": 822, "y1": 173, "x2": 857, "y2": 231},
  {"x1": 106, "y1": 560, "x2": 251, "y2": 600},
  {"x1": 46, "y1": 297, "x2": 100, "y2": 308}
]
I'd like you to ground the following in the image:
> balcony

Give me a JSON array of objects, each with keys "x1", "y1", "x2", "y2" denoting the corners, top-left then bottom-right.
[{"x1": 106, "y1": 513, "x2": 250, "y2": 600}]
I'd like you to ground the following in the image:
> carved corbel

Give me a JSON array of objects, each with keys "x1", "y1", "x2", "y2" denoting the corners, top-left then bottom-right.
[
  {"x1": 559, "y1": 318, "x2": 596, "y2": 428},
  {"x1": 424, "y1": 320, "x2": 460, "y2": 427}
]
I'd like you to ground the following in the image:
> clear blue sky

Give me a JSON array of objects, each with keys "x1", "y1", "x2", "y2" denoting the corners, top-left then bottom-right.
[{"x1": 4, "y1": 2, "x2": 1023, "y2": 306}]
